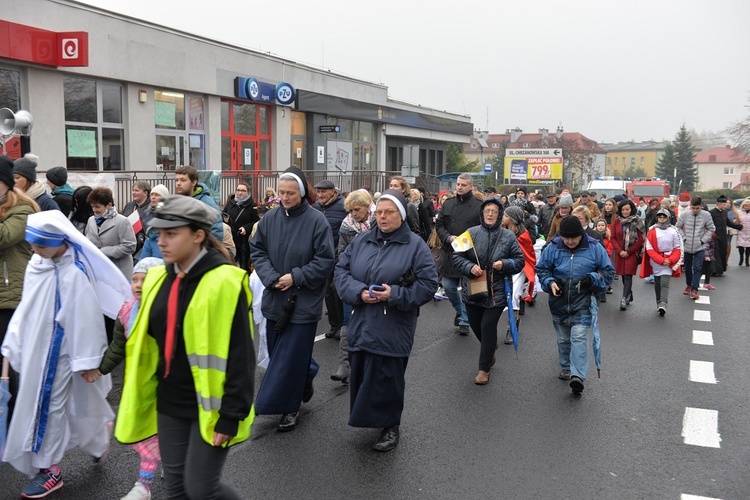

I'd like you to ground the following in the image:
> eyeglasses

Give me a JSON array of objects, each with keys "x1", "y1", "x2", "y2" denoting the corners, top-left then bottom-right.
[
  {"x1": 235, "y1": 188, "x2": 248, "y2": 193},
  {"x1": 657, "y1": 214, "x2": 668, "y2": 218},
  {"x1": 483, "y1": 209, "x2": 499, "y2": 215},
  {"x1": 375, "y1": 209, "x2": 399, "y2": 217}
]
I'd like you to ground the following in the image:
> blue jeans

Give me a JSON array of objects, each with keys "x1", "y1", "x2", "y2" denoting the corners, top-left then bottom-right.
[
  {"x1": 684, "y1": 250, "x2": 705, "y2": 292},
  {"x1": 442, "y1": 276, "x2": 468, "y2": 326},
  {"x1": 553, "y1": 314, "x2": 592, "y2": 381}
]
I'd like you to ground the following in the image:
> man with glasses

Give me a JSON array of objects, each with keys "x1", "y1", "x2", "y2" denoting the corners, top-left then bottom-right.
[
  {"x1": 676, "y1": 196, "x2": 715, "y2": 300},
  {"x1": 312, "y1": 180, "x2": 348, "y2": 339},
  {"x1": 435, "y1": 173, "x2": 483, "y2": 335}
]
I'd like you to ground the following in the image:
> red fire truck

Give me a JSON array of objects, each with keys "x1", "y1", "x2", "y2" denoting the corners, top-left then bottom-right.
[{"x1": 626, "y1": 179, "x2": 670, "y2": 203}]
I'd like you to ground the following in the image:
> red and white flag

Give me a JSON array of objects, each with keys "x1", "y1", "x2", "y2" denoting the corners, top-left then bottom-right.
[{"x1": 127, "y1": 211, "x2": 142, "y2": 235}]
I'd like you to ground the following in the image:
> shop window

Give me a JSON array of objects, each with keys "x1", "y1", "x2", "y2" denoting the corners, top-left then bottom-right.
[
  {"x1": 0, "y1": 67, "x2": 21, "y2": 112},
  {"x1": 154, "y1": 90, "x2": 205, "y2": 169},
  {"x1": 64, "y1": 77, "x2": 124, "y2": 171}
]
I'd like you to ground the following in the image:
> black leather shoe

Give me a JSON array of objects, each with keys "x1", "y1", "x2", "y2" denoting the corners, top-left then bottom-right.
[
  {"x1": 324, "y1": 328, "x2": 340, "y2": 339},
  {"x1": 277, "y1": 412, "x2": 300, "y2": 432},
  {"x1": 457, "y1": 325, "x2": 469, "y2": 336},
  {"x1": 570, "y1": 376, "x2": 584, "y2": 394},
  {"x1": 302, "y1": 380, "x2": 314, "y2": 402},
  {"x1": 454, "y1": 314, "x2": 460, "y2": 327},
  {"x1": 372, "y1": 426, "x2": 400, "y2": 452}
]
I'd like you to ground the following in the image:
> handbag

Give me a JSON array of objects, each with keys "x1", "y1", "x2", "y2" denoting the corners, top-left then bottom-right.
[{"x1": 467, "y1": 270, "x2": 489, "y2": 301}]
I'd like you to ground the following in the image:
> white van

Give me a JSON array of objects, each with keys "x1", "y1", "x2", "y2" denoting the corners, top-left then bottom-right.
[{"x1": 587, "y1": 178, "x2": 628, "y2": 200}]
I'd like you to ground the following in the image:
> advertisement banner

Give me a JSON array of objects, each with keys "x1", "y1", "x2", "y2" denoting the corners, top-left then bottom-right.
[{"x1": 504, "y1": 149, "x2": 563, "y2": 185}]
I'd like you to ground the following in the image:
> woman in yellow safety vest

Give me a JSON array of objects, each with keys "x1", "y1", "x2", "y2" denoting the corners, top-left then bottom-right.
[{"x1": 115, "y1": 195, "x2": 255, "y2": 500}]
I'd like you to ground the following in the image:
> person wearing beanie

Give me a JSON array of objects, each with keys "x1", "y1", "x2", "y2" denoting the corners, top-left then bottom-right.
[
  {"x1": 514, "y1": 185, "x2": 537, "y2": 217},
  {"x1": 611, "y1": 199, "x2": 645, "y2": 310},
  {"x1": 536, "y1": 207, "x2": 614, "y2": 394},
  {"x1": 500, "y1": 204, "x2": 536, "y2": 345},
  {"x1": 335, "y1": 188, "x2": 437, "y2": 450},
  {"x1": 139, "y1": 185, "x2": 170, "y2": 260},
  {"x1": 546, "y1": 193, "x2": 574, "y2": 241},
  {"x1": 114, "y1": 195, "x2": 254, "y2": 500},
  {"x1": 435, "y1": 172, "x2": 483, "y2": 336},
  {"x1": 708, "y1": 194, "x2": 743, "y2": 275},
  {"x1": 251, "y1": 166, "x2": 335, "y2": 433},
  {"x1": 45, "y1": 166, "x2": 75, "y2": 217},
  {"x1": 173, "y1": 165, "x2": 223, "y2": 240},
  {"x1": 639, "y1": 208, "x2": 683, "y2": 316},
  {"x1": 13, "y1": 154, "x2": 60, "y2": 212}
]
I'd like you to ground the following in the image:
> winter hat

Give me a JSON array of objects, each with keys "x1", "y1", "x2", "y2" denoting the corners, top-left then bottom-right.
[
  {"x1": 151, "y1": 184, "x2": 170, "y2": 199},
  {"x1": 656, "y1": 208, "x2": 671, "y2": 218},
  {"x1": 613, "y1": 194, "x2": 625, "y2": 203},
  {"x1": 132, "y1": 257, "x2": 164, "y2": 275},
  {"x1": 13, "y1": 154, "x2": 38, "y2": 183},
  {"x1": 45, "y1": 166, "x2": 68, "y2": 187},
  {"x1": 377, "y1": 189, "x2": 407, "y2": 220},
  {"x1": 504, "y1": 205, "x2": 525, "y2": 226},
  {"x1": 516, "y1": 186, "x2": 528, "y2": 195},
  {"x1": 678, "y1": 192, "x2": 691, "y2": 203},
  {"x1": 558, "y1": 193, "x2": 574, "y2": 207},
  {"x1": 716, "y1": 194, "x2": 728, "y2": 203},
  {"x1": 0, "y1": 156, "x2": 15, "y2": 189},
  {"x1": 559, "y1": 214, "x2": 584, "y2": 237}
]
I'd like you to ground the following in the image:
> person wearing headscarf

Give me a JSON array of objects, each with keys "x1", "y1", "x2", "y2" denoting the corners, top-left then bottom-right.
[
  {"x1": 13, "y1": 154, "x2": 60, "y2": 212},
  {"x1": 250, "y1": 167, "x2": 335, "y2": 432},
  {"x1": 114, "y1": 195, "x2": 254, "y2": 500},
  {"x1": 500, "y1": 205, "x2": 535, "y2": 344},
  {"x1": 639, "y1": 209, "x2": 683, "y2": 316},
  {"x1": 2, "y1": 210, "x2": 131, "y2": 497},
  {"x1": 535, "y1": 216, "x2": 614, "y2": 394},
  {"x1": 45, "y1": 166, "x2": 74, "y2": 217},
  {"x1": 452, "y1": 198, "x2": 524, "y2": 382},
  {"x1": 610, "y1": 199, "x2": 645, "y2": 310},
  {"x1": 335, "y1": 189, "x2": 437, "y2": 451}
]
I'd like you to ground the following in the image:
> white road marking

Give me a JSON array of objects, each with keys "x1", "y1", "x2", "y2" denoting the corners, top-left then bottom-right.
[
  {"x1": 682, "y1": 407, "x2": 722, "y2": 448},
  {"x1": 693, "y1": 310, "x2": 711, "y2": 322},
  {"x1": 314, "y1": 334, "x2": 326, "y2": 342},
  {"x1": 695, "y1": 295, "x2": 710, "y2": 305},
  {"x1": 689, "y1": 360, "x2": 717, "y2": 384},
  {"x1": 681, "y1": 495, "x2": 723, "y2": 500},
  {"x1": 692, "y1": 330, "x2": 714, "y2": 346}
]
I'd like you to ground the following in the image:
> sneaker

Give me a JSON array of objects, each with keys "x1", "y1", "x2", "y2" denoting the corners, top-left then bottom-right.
[
  {"x1": 121, "y1": 482, "x2": 151, "y2": 500},
  {"x1": 504, "y1": 331, "x2": 513, "y2": 344},
  {"x1": 570, "y1": 376, "x2": 584, "y2": 394},
  {"x1": 690, "y1": 290, "x2": 700, "y2": 300},
  {"x1": 606, "y1": 286, "x2": 613, "y2": 294},
  {"x1": 704, "y1": 284, "x2": 716, "y2": 290},
  {"x1": 21, "y1": 468, "x2": 63, "y2": 498},
  {"x1": 658, "y1": 303, "x2": 667, "y2": 316},
  {"x1": 683, "y1": 286, "x2": 691, "y2": 295},
  {"x1": 434, "y1": 289, "x2": 448, "y2": 300},
  {"x1": 457, "y1": 325, "x2": 469, "y2": 336},
  {"x1": 645, "y1": 276, "x2": 654, "y2": 283},
  {"x1": 559, "y1": 369, "x2": 571, "y2": 380}
]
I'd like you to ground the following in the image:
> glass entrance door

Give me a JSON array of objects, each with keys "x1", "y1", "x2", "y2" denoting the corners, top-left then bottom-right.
[
  {"x1": 156, "y1": 134, "x2": 184, "y2": 170},
  {"x1": 221, "y1": 100, "x2": 273, "y2": 171}
]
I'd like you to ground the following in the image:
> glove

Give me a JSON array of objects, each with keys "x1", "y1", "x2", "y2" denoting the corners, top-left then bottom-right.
[{"x1": 577, "y1": 275, "x2": 593, "y2": 292}]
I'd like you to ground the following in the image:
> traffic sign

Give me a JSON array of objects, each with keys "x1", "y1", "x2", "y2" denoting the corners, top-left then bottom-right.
[
  {"x1": 506, "y1": 148, "x2": 561, "y2": 157},
  {"x1": 484, "y1": 163, "x2": 492, "y2": 174}
]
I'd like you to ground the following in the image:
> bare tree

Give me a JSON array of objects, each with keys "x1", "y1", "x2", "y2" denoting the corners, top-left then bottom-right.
[{"x1": 726, "y1": 99, "x2": 750, "y2": 162}]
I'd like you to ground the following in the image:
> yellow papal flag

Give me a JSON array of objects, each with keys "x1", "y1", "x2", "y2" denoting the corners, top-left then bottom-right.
[{"x1": 451, "y1": 230, "x2": 474, "y2": 252}]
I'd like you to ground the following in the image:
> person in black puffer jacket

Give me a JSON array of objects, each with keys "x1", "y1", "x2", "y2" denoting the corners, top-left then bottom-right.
[
  {"x1": 451, "y1": 197, "x2": 525, "y2": 386},
  {"x1": 224, "y1": 182, "x2": 259, "y2": 271}
]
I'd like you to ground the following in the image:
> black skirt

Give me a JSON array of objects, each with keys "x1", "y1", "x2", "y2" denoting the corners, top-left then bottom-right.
[{"x1": 348, "y1": 351, "x2": 408, "y2": 429}]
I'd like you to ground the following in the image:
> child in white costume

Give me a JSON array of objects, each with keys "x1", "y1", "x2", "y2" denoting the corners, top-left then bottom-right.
[{"x1": 1, "y1": 210, "x2": 132, "y2": 498}]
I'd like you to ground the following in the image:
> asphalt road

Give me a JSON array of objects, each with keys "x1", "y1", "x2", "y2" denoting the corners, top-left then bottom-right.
[{"x1": 2, "y1": 259, "x2": 749, "y2": 499}]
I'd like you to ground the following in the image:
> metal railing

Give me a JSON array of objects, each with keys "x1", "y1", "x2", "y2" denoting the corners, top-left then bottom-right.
[{"x1": 114, "y1": 170, "x2": 441, "y2": 210}]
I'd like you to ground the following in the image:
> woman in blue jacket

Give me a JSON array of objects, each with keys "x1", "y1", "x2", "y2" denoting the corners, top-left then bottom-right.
[
  {"x1": 335, "y1": 189, "x2": 437, "y2": 452},
  {"x1": 250, "y1": 167, "x2": 335, "y2": 433},
  {"x1": 451, "y1": 197, "x2": 525, "y2": 385}
]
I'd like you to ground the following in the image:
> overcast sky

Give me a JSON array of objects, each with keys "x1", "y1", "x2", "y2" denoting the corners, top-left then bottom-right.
[{"x1": 79, "y1": 0, "x2": 750, "y2": 145}]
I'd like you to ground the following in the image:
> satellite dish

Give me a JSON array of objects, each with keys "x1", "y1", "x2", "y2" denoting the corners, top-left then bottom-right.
[{"x1": 0, "y1": 108, "x2": 33, "y2": 135}]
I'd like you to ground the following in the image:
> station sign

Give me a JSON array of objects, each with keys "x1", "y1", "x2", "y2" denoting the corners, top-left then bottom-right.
[
  {"x1": 504, "y1": 148, "x2": 563, "y2": 185},
  {"x1": 234, "y1": 77, "x2": 296, "y2": 106}
]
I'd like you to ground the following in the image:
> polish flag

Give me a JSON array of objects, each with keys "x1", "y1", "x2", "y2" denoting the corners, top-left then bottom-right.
[{"x1": 127, "y1": 211, "x2": 142, "y2": 235}]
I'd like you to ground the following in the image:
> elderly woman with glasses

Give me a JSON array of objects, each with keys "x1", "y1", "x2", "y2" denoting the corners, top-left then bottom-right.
[
  {"x1": 451, "y1": 197, "x2": 525, "y2": 385},
  {"x1": 334, "y1": 189, "x2": 437, "y2": 452},
  {"x1": 225, "y1": 182, "x2": 259, "y2": 270}
]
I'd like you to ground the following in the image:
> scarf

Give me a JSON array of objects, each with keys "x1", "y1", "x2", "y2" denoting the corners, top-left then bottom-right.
[
  {"x1": 26, "y1": 181, "x2": 47, "y2": 201},
  {"x1": 235, "y1": 193, "x2": 250, "y2": 204},
  {"x1": 618, "y1": 214, "x2": 645, "y2": 251},
  {"x1": 341, "y1": 212, "x2": 372, "y2": 235},
  {"x1": 95, "y1": 206, "x2": 118, "y2": 226},
  {"x1": 656, "y1": 219, "x2": 671, "y2": 230},
  {"x1": 52, "y1": 184, "x2": 75, "y2": 196}
]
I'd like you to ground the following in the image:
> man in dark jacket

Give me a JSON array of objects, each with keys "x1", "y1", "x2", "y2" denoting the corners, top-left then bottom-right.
[
  {"x1": 536, "y1": 216, "x2": 614, "y2": 394},
  {"x1": 45, "y1": 166, "x2": 74, "y2": 217},
  {"x1": 435, "y1": 173, "x2": 483, "y2": 335},
  {"x1": 538, "y1": 192, "x2": 557, "y2": 240},
  {"x1": 313, "y1": 180, "x2": 348, "y2": 339},
  {"x1": 709, "y1": 195, "x2": 743, "y2": 275}
]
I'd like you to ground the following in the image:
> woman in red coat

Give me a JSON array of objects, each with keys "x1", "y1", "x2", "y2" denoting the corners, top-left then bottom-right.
[{"x1": 610, "y1": 199, "x2": 645, "y2": 311}]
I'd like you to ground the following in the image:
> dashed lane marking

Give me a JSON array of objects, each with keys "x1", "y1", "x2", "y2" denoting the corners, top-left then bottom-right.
[
  {"x1": 695, "y1": 295, "x2": 710, "y2": 305},
  {"x1": 682, "y1": 407, "x2": 722, "y2": 448},
  {"x1": 689, "y1": 360, "x2": 717, "y2": 384},
  {"x1": 693, "y1": 310, "x2": 711, "y2": 322},
  {"x1": 681, "y1": 495, "x2": 723, "y2": 500},
  {"x1": 692, "y1": 330, "x2": 714, "y2": 346}
]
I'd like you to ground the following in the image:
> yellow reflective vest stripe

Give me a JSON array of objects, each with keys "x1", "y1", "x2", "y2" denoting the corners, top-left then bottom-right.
[{"x1": 114, "y1": 264, "x2": 254, "y2": 447}]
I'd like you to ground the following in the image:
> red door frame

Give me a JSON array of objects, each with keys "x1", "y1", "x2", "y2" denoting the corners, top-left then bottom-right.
[{"x1": 221, "y1": 99, "x2": 272, "y2": 171}]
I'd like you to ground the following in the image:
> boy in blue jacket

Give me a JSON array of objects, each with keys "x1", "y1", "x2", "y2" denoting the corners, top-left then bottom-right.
[{"x1": 536, "y1": 216, "x2": 614, "y2": 394}]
